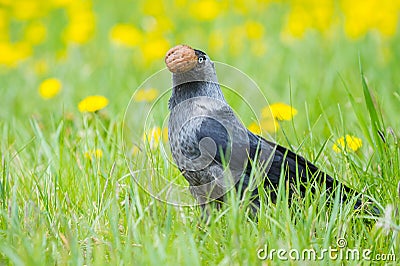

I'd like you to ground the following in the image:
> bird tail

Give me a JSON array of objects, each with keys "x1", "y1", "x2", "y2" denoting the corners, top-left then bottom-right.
[{"x1": 271, "y1": 142, "x2": 381, "y2": 216}]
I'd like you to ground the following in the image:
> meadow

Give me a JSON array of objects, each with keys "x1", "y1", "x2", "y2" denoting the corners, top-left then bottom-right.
[{"x1": 0, "y1": 0, "x2": 400, "y2": 264}]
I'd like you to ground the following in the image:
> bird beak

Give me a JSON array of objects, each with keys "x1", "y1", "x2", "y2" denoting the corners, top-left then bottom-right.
[{"x1": 165, "y1": 45, "x2": 198, "y2": 74}]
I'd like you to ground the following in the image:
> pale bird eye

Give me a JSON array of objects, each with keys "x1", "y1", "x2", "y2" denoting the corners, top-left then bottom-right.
[{"x1": 198, "y1": 57, "x2": 204, "y2": 64}]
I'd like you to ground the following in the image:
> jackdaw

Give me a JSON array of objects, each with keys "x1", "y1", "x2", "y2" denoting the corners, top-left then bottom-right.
[{"x1": 165, "y1": 44, "x2": 377, "y2": 217}]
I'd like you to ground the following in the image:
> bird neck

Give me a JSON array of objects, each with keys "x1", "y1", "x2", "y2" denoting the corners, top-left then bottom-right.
[{"x1": 169, "y1": 81, "x2": 226, "y2": 110}]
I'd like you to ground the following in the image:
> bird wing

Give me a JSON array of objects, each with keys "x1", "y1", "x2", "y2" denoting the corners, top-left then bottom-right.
[
  {"x1": 195, "y1": 115, "x2": 230, "y2": 164},
  {"x1": 251, "y1": 130, "x2": 331, "y2": 184},
  {"x1": 249, "y1": 131, "x2": 362, "y2": 204},
  {"x1": 184, "y1": 104, "x2": 369, "y2": 212},
  {"x1": 194, "y1": 107, "x2": 345, "y2": 194}
]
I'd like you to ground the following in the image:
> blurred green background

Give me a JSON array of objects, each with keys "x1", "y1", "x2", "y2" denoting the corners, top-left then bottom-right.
[
  {"x1": 1, "y1": 0, "x2": 399, "y2": 119},
  {"x1": 1, "y1": 0, "x2": 400, "y2": 264}
]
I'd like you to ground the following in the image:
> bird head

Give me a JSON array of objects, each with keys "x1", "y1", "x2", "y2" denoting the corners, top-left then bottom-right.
[{"x1": 165, "y1": 45, "x2": 217, "y2": 85}]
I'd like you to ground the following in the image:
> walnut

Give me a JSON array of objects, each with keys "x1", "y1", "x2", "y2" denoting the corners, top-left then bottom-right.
[{"x1": 165, "y1": 45, "x2": 197, "y2": 73}]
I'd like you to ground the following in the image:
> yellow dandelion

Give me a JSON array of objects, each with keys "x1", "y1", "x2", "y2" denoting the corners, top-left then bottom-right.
[
  {"x1": 51, "y1": 0, "x2": 73, "y2": 8},
  {"x1": 133, "y1": 88, "x2": 159, "y2": 102},
  {"x1": 0, "y1": 41, "x2": 32, "y2": 67},
  {"x1": 245, "y1": 21, "x2": 264, "y2": 40},
  {"x1": 63, "y1": 9, "x2": 96, "y2": 44},
  {"x1": 248, "y1": 122, "x2": 262, "y2": 135},
  {"x1": 260, "y1": 117, "x2": 280, "y2": 133},
  {"x1": 264, "y1": 103, "x2": 298, "y2": 121},
  {"x1": 343, "y1": 17, "x2": 369, "y2": 40},
  {"x1": 109, "y1": 23, "x2": 142, "y2": 47},
  {"x1": 143, "y1": 127, "x2": 162, "y2": 149},
  {"x1": 248, "y1": 116, "x2": 279, "y2": 134},
  {"x1": 142, "y1": 127, "x2": 168, "y2": 148},
  {"x1": 232, "y1": 0, "x2": 250, "y2": 15},
  {"x1": 0, "y1": 10, "x2": 8, "y2": 42},
  {"x1": 38, "y1": 78, "x2": 62, "y2": 99},
  {"x1": 12, "y1": 0, "x2": 43, "y2": 21},
  {"x1": 190, "y1": 0, "x2": 221, "y2": 21},
  {"x1": 340, "y1": 0, "x2": 399, "y2": 39},
  {"x1": 140, "y1": 37, "x2": 169, "y2": 64},
  {"x1": 311, "y1": 2, "x2": 334, "y2": 33},
  {"x1": 142, "y1": 0, "x2": 165, "y2": 16},
  {"x1": 84, "y1": 148, "x2": 103, "y2": 160},
  {"x1": 24, "y1": 22, "x2": 47, "y2": 45},
  {"x1": 283, "y1": 7, "x2": 312, "y2": 38},
  {"x1": 162, "y1": 127, "x2": 168, "y2": 142},
  {"x1": 78, "y1": 95, "x2": 109, "y2": 113},
  {"x1": 375, "y1": 4, "x2": 398, "y2": 37},
  {"x1": 332, "y1": 135, "x2": 362, "y2": 153}
]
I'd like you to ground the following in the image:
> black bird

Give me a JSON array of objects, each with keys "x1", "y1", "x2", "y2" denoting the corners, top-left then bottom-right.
[{"x1": 166, "y1": 44, "x2": 375, "y2": 217}]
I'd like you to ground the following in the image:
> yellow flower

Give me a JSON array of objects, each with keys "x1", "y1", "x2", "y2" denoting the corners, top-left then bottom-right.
[
  {"x1": 78, "y1": 95, "x2": 109, "y2": 113},
  {"x1": 232, "y1": 0, "x2": 251, "y2": 15},
  {"x1": 162, "y1": 127, "x2": 168, "y2": 142},
  {"x1": 264, "y1": 103, "x2": 298, "y2": 121},
  {"x1": 24, "y1": 22, "x2": 47, "y2": 45},
  {"x1": 373, "y1": 0, "x2": 399, "y2": 37},
  {"x1": 84, "y1": 149, "x2": 103, "y2": 159},
  {"x1": 282, "y1": 2, "x2": 334, "y2": 38},
  {"x1": 190, "y1": 0, "x2": 221, "y2": 21},
  {"x1": 38, "y1": 78, "x2": 62, "y2": 99},
  {"x1": 283, "y1": 6, "x2": 312, "y2": 38},
  {"x1": 311, "y1": 2, "x2": 334, "y2": 33},
  {"x1": 341, "y1": 0, "x2": 372, "y2": 39},
  {"x1": 341, "y1": 0, "x2": 398, "y2": 39},
  {"x1": 142, "y1": 0, "x2": 165, "y2": 16},
  {"x1": 110, "y1": 23, "x2": 142, "y2": 47},
  {"x1": 332, "y1": 135, "x2": 363, "y2": 153},
  {"x1": 248, "y1": 115, "x2": 280, "y2": 134},
  {"x1": 248, "y1": 122, "x2": 262, "y2": 135},
  {"x1": 64, "y1": 9, "x2": 96, "y2": 44},
  {"x1": 260, "y1": 117, "x2": 280, "y2": 133},
  {"x1": 376, "y1": 13, "x2": 398, "y2": 37},
  {"x1": 50, "y1": 0, "x2": 73, "y2": 8},
  {"x1": 140, "y1": 37, "x2": 169, "y2": 64},
  {"x1": 133, "y1": 88, "x2": 159, "y2": 102},
  {"x1": 0, "y1": 0, "x2": 11, "y2": 6},
  {"x1": 12, "y1": 0, "x2": 44, "y2": 21},
  {"x1": 245, "y1": 20, "x2": 264, "y2": 40},
  {"x1": 0, "y1": 41, "x2": 32, "y2": 67},
  {"x1": 0, "y1": 10, "x2": 8, "y2": 41},
  {"x1": 173, "y1": 0, "x2": 186, "y2": 8},
  {"x1": 143, "y1": 127, "x2": 168, "y2": 149}
]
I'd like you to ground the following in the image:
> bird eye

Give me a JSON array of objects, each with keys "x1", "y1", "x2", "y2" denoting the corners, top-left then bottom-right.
[{"x1": 198, "y1": 56, "x2": 206, "y2": 64}]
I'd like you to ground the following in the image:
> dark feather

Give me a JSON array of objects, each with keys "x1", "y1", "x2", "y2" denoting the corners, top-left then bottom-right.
[{"x1": 196, "y1": 117, "x2": 230, "y2": 163}]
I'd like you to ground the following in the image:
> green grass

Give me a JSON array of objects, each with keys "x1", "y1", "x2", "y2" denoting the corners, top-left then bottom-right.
[{"x1": 1, "y1": 2, "x2": 400, "y2": 265}]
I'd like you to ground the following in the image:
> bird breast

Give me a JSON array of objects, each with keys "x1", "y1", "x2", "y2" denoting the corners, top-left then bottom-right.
[{"x1": 168, "y1": 97, "x2": 219, "y2": 167}]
